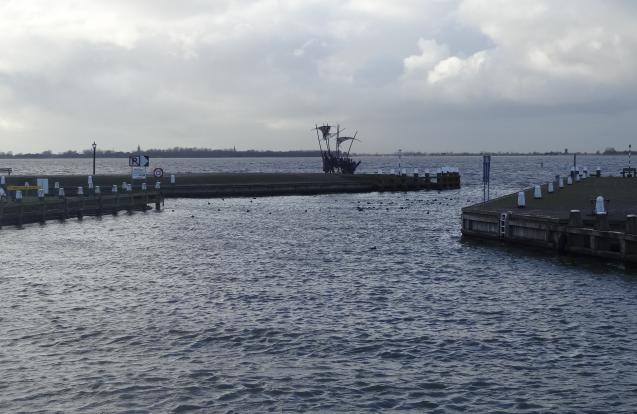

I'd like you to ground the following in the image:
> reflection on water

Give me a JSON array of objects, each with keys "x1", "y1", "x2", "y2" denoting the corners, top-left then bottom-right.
[{"x1": 1, "y1": 155, "x2": 637, "y2": 413}]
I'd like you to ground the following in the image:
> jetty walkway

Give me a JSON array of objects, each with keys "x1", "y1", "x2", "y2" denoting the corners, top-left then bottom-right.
[
  {"x1": 462, "y1": 174, "x2": 637, "y2": 263},
  {"x1": 0, "y1": 171, "x2": 460, "y2": 227}
]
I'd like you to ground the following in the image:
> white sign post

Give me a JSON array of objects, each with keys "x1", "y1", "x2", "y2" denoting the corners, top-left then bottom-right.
[
  {"x1": 132, "y1": 167, "x2": 147, "y2": 180},
  {"x1": 129, "y1": 147, "x2": 150, "y2": 180}
]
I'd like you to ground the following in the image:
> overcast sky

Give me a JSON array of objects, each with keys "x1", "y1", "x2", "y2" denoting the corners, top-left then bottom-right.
[{"x1": 1, "y1": 0, "x2": 636, "y2": 153}]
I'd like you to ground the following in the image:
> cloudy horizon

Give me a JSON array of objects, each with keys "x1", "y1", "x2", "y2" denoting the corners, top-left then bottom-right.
[{"x1": 1, "y1": 0, "x2": 636, "y2": 154}]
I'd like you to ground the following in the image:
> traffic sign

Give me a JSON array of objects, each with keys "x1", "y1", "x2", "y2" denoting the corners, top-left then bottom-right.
[
  {"x1": 153, "y1": 168, "x2": 164, "y2": 178},
  {"x1": 129, "y1": 155, "x2": 150, "y2": 167}
]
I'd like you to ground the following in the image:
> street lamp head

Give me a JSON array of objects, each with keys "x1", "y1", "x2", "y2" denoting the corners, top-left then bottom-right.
[{"x1": 92, "y1": 141, "x2": 96, "y2": 150}]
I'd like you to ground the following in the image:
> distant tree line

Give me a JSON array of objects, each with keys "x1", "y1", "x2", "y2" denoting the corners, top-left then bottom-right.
[
  {"x1": 0, "y1": 147, "x2": 321, "y2": 159},
  {"x1": 0, "y1": 146, "x2": 631, "y2": 158}
]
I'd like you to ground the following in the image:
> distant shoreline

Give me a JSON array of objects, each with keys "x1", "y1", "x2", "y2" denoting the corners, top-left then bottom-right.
[{"x1": 0, "y1": 150, "x2": 628, "y2": 159}]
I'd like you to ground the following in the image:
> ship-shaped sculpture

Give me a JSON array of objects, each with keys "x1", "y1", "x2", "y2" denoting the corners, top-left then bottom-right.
[{"x1": 313, "y1": 123, "x2": 361, "y2": 174}]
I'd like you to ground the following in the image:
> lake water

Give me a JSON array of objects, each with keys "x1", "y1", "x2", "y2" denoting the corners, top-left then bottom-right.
[{"x1": 2, "y1": 155, "x2": 637, "y2": 413}]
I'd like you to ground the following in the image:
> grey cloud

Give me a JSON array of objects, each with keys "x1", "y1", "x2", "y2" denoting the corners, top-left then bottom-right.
[{"x1": 0, "y1": 0, "x2": 636, "y2": 153}]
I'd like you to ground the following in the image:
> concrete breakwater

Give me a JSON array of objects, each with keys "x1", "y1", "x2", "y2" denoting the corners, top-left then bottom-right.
[
  {"x1": 462, "y1": 174, "x2": 637, "y2": 263},
  {"x1": 0, "y1": 172, "x2": 460, "y2": 227},
  {"x1": 2, "y1": 172, "x2": 461, "y2": 199}
]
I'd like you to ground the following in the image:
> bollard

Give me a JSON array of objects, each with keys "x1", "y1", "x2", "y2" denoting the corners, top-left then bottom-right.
[
  {"x1": 54, "y1": 181, "x2": 60, "y2": 190},
  {"x1": 568, "y1": 210, "x2": 582, "y2": 227},
  {"x1": 596, "y1": 167, "x2": 601, "y2": 177},
  {"x1": 95, "y1": 185, "x2": 101, "y2": 195},
  {"x1": 37, "y1": 189, "x2": 45, "y2": 200},
  {"x1": 567, "y1": 176, "x2": 573, "y2": 185},
  {"x1": 112, "y1": 184, "x2": 118, "y2": 193},
  {"x1": 170, "y1": 174, "x2": 176, "y2": 184},
  {"x1": 127, "y1": 184, "x2": 132, "y2": 192},
  {"x1": 389, "y1": 169, "x2": 395, "y2": 175},
  {"x1": 88, "y1": 181, "x2": 94, "y2": 191},
  {"x1": 533, "y1": 185, "x2": 542, "y2": 199},
  {"x1": 595, "y1": 196, "x2": 606, "y2": 215},
  {"x1": 15, "y1": 190, "x2": 22, "y2": 202},
  {"x1": 377, "y1": 169, "x2": 383, "y2": 175},
  {"x1": 141, "y1": 182, "x2": 147, "y2": 191},
  {"x1": 626, "y1": 215, "x2": 637, "y2": 235},
  {"x1": 559, "y1": 177, "x2": 564, "y2": 188},
  {"x1": 122, "y1": 181, "x2": 127, "y2": 191},
  {"x1": 517, "y1": 191, "x2": 526, "y2": 208},
  {"x1": 401, "y1": 168, "x2": 407, "y2": 177},
  {"x1": 413, "y1": 168, "x2": 419, "y2": 178},
  {"x1": 575, "y1": 174, "x2": 580, "y2": 182},
  {"x1": 596, "y1": 212, "x2": 609, "y2": 231},
  {"x1": 155, "y1": 181, "x2": 161, "y2": 190},
  {"x1": 58, "y1": 188, "x2": 65, "y2": 198},
  {"x1": 77, "y1": 186, "x2": 84, "y2": 196},
  {"x1": 548, "y1": 182, "x2": 554, "y2": 193},
  {"x1": 88, "y1": 175, "x2": 93, "y2": 185}
]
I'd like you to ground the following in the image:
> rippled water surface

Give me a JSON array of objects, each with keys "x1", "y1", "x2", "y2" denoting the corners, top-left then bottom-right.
[{"x1": 2, "y1": 156, "x2": 637, "y2": 413}]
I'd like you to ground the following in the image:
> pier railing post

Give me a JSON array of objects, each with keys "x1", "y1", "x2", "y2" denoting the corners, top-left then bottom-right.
[
  {"x1": 568, "y1": 210, "x2": 582, "y2": 227},
  {"x1": 595, "y1": 212, "x2": 609, "y2": 231}
]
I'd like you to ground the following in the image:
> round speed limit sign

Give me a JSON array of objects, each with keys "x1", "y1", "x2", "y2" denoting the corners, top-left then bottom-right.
[{"x1": 153, "y1": 168, "x2": 164, "y2": 178}]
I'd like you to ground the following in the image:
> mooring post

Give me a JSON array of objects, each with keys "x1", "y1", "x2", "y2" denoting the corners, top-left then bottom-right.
[
  {"x1": 626, "y1": 215, "x2": 637, "y2": 235},
  {"x1": 18, "y1": 203, "x2": 24, "y2": 227},
  {"x1": 95, "y1": 186, "x2": 102, "y2": 216},
  {"x1": 517, "y1": 191, "x2": 526, "y2": 208},
  {"x1": 595, "y1": 212, "x2": 609, "y2": 231},
  {"x1": 568, "y1": 210, "x2": 583, "y2": 227},
  {"x1": 624, "y1": 214, "x2": 637, "y2": 258},
  {"x1": 39, "y1": 189, "x2": 46, "y2": 223}
]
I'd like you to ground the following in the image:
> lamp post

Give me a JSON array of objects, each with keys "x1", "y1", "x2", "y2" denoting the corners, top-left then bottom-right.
[{"x1": 92, "y1": 141, "x2": 97, "y2": 176}]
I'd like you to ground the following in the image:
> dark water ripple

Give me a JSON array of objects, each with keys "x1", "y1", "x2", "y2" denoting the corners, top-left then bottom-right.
[{"x1": 2, "y1": 156, "x2": 637, "y2": 412}]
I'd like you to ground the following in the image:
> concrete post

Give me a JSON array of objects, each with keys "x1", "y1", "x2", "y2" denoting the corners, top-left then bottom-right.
[
  {"x1": 517, "y1": 191, "x2": 526, "y2": 208},
  {"x1": 596, "y1": 212, "x2": 609, "y2": 231},
  {"x1": 568, "y1": 210, "x2": 583, "y2": 227},
  {"x1": 626, "y1": 215, "x2": 637, "y2": 235}
]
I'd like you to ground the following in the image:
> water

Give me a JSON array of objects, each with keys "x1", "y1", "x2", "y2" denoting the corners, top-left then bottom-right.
[{"x1": 2, "y1": 155, "x2": 637, "y2": 413}]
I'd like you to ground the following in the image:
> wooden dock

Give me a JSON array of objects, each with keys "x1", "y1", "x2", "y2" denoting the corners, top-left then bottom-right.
[
  {"x1": 158, "y1": 172, "x2": 461, "y2": 197},
  {"x1": 2, "y1": 172, "x2": 461, "y2": 199},
  {"x1": 0, "y1": 192, "x2": 161, "y2": 227},
  {"x1": 462, "y1": 175, "x2": 637, "y2": 263},
  {"x1": 0, "y1": 172, "x2": 460, "y2": 227}
]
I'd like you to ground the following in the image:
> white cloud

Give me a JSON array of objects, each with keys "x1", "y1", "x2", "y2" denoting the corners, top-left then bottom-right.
[
  {"x1": 0, "y1": 0, "x2": 636, "y2": 153},
  {"x1": 402, "y1": 0, "x2": 637, "y2": 106}
]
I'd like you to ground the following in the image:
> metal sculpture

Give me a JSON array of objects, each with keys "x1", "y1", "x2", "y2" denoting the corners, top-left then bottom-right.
[{"x1": 313, "y1": 123, "x2": 361, "y2": 174}]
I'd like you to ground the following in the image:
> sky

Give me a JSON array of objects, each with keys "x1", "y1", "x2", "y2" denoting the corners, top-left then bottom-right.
[{"x1": 1, "y1": 0, "x2": 636, "y2": 153}]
